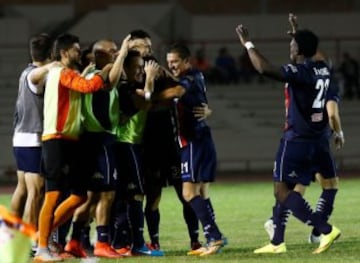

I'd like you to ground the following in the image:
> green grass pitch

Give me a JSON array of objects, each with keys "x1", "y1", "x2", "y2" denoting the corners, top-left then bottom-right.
[{"x1": 1, "y1": 177, "x2": 359, "y2": 262}]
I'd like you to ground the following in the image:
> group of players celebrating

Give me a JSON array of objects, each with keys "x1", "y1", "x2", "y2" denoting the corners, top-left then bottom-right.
[{"x1": 11, "y1": 12, "x2": 344, "y2": 262}]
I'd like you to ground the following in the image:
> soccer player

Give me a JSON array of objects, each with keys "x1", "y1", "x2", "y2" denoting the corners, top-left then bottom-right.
[
  {"x1": 34, "y1": 33, "x2": 112, "y2": 262},
  {"x1": 125, "y1": 29, "x2": 204, "y2": 252},
  {"x1": 263, "y1": 13, "x2": 345, "y2": 248},
  {"x1": 112, "y1": 50, "x2": 163, "y2": 256},
  {"x1": 11, "y1": 33, "x2": 55, "y2": 254},
  {"x1": 138, "y1": 43, "x2": 227, "y2": 256},
  {"x1": 235, "y1": 19, "x2": 341, "y2": 254},
  {"x1": 263, "y1": 83, "x2": 344, "y2": 251},
  {"x1": 63, "y1": 36, "x2": 130, "y2": 259}
]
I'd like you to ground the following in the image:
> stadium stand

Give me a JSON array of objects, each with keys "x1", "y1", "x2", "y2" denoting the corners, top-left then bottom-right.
[{"x1": 0, "y1": 2, "x2": 359, "y2": 180}]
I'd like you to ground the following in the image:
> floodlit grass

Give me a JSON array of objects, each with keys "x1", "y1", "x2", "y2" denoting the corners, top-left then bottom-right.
[{"x1": 1, "y1": 177, "x2": 360, "y2": 262}]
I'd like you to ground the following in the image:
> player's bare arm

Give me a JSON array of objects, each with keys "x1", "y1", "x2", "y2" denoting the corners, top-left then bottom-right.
[
  {"x1": 109, "y1": 34, "x2": 131, "y2": 86},
  {"x1": 326, "y1": 100, "x2": 345, "y2": 150},
  {"x1": 235, "y1": 24, "x2": 284, "y2": 81},
  {"x1": 29, "y1": 61, "x2": 61, "y2": 85}
]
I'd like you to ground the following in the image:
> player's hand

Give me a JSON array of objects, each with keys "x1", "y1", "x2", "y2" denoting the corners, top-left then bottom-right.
[
  {"x1": 334, "y1": 131, "x2": 345, "y2": 150},
  {"x1": 287, "y1": 13, "x2": 298, "y2": 35},
  {"x1": 118, "y1": 34, "x2": 131, "y2": 58},
  {"x1": 235, "y1": 24, "x2": 250, "y2": 46},
  {"x1": 193, "y1": 103, "x2": 212, "y2": 121},
  {"x1": 144, "y1": 60, "x2": 160, "y2": 79}
]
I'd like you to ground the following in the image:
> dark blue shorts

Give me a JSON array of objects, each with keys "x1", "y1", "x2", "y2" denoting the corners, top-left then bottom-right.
[
  {"x1": 273, "y1": 138, "x2": 337, "y2": 186},
  {"x1": 115, "y1": 142, "x2": 144, "y2": 197},
  {"x1": 13, "y1": 147, "x2": 41, "y2": 173},
  {"x1": 180, "y1": 128, "x2": 217, "y2": 183},
  {"x1": 79, "y1": 133, "x2": 117, "y2": 192}
]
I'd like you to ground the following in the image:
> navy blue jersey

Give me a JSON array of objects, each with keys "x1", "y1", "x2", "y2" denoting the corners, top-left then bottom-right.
[
  {"x1": 177, "y1": 68, "x2": 208, "y2": 146},
  {"x1": 281, "y1": 60, "x2": 332, "y2": 141},
  {"x1": 326, "y1": 74, "x2": 340, "y2": 103}
]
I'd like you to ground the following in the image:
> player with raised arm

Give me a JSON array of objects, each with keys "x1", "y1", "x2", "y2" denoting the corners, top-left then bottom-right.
[
  {"x1": 263, "y1": 13, "x2": 345, "y2": 249},
  {"x1": 63, "y1": 36, "x2": 130, "y2": 259},
  {"x1": 112, "y1": 50, "x2": 164, "y2": 256},
  {"x1": 119, "y1": 30, "x2": 205, "y2": 253},
  {"x1": 235, "y1": 18, "x2": 340, "y2": 254}
]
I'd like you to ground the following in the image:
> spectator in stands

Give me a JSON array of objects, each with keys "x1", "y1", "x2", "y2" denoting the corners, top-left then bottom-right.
[
  {"x1": 213, "y1": 46, "x2": 238, "y2": 84},
  {"x1": 338, "y1": 52, "x2": 360, "y2": 99},
  {"x1": 191, "y1": 47, "x2": 212, "y2": 81}
]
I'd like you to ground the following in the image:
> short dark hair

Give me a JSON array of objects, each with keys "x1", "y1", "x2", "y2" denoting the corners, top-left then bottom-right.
[
  {"x1": 124, "y1": 50, "x2": 142, "y2": 68},
  {"x1": 129, "y1": 29, "x2": 151, "y2": 40},
  {"x1": 167, "y1": 43, "x2": 191, "y2": 60},
  {"x1": 143, "y1": 55, "x2": 158, "y2": 63},
  {"x1": 293, "y1": 29, "x2": 318, "y2": 58},
  {"x1": 29, "y1": 33, "x2": 53, "y2": 62},
  {"x1": 52, "y1": 33, "x2": 80, "y2": 61}
]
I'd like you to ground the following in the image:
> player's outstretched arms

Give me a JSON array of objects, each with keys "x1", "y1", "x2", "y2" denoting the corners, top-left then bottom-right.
[{"x1": 235, "y1": 24, "x2": 284, "y2": 81}]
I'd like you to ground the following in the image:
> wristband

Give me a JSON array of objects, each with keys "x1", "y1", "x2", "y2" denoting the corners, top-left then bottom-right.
[
  {"x1": 144, "y1": 91, "x2": 152, "y2": 101},
  {"x1": 244, "y1": 41, "x2": 255, "y2": 50},
  {"x1": 334, "y1": 130, "x2": 344, "y2": 138}
]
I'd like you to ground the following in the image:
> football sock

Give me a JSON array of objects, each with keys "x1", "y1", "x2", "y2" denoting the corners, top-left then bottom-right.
[
  {"x1": 189, "y1": 195, "x2": 221, "y2": 242},
  {"x1": 52, "y1": 194, "x2": 87, "y2": 230},
  {"x1": 71, "y1": 221, "x2": 85, "y2": 240},
  {"x1": 183, "y1": 202, "x2": 200, "y2": 243},
  {"x1": 81, "y1": 225, "x2": 92, "y2": 248},
  {"x1": 128, "y1": 200, "x2": 145, "y2": 247},
  {"x1": 112, "y1": 210, "x2": 131, "y2": 249},
  {"x1": 38, "y1": 191, "x2": 61, "y2": 248},
  {"x1": 283, "y1": 191, "x2": 331, "y2": 235},
  {"x1": 204, "y1": 198, "x2": 215, "y2": 221},
  {"x1": 272, "y1": 201, "x2": 290, "y2": 245},
  {"x1": 312, "y1": 189, "x2": 338, "y2": 236},
  {"x1": 145, "y1": 208, "x2": 160, "y2": 245},
  {"x1": 174, "y1": 182, "x2": 200, "y2": 243},
  {"x1": 97, "y1": 225, "x2": 110, "y2": 243}
]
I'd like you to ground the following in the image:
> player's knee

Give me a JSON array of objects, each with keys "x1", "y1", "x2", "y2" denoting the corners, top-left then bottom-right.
[{"x1": 182, "y1": 191, "x2": 195, "y2": 202}]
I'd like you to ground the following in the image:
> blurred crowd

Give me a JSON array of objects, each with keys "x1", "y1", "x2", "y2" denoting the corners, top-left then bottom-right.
[{"x1": 191, "y1": 46, "x2": 360, "y2": 100}]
